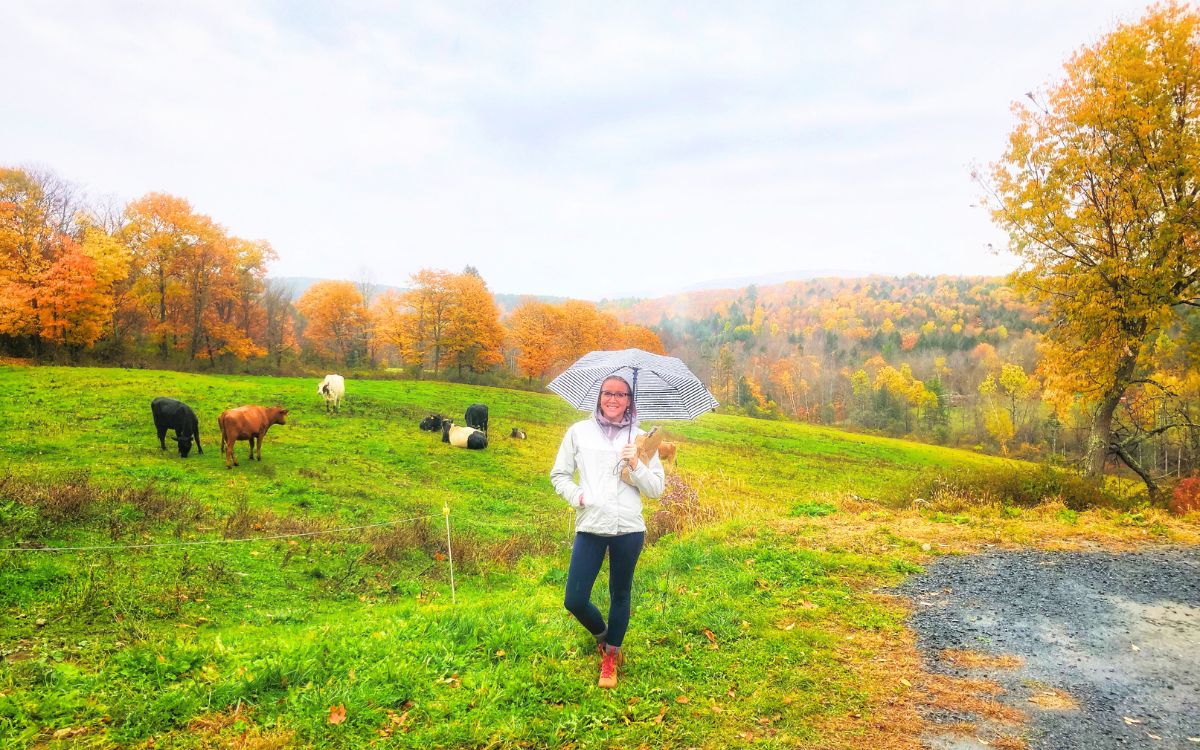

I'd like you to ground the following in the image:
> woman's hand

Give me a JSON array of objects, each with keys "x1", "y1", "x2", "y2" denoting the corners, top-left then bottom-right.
[{"x1": 620, "y1": 443, "x2": 640, "y2": 469}]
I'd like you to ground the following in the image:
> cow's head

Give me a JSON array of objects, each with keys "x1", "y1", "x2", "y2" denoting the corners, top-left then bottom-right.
[
  {"x1": 273, "y1": 408, "x2": 289, "y2": 425},
  {"x1": 176, "y1": 434, "x2": 194, "y2": 458}
]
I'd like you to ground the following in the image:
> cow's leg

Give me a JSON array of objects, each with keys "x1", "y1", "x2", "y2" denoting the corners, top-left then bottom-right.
[
  {"x1": 247, "y1": 435, "x2": 256, "y2": 461},
  {"x1": 157, "y1": 426, "x2": 168, "y2": 451},
  {"x1": 193, "y1": 415, "x2": 202, "y2": 455},
  {"x1": 256, "y1": 434, "x2": 264, "y2": 461},
  {"x1": 225, "y1": 437, "x2": 234, "y2": 468}
]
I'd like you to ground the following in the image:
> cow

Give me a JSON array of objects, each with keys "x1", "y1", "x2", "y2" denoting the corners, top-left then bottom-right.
[
  {"x1": 510, "y1": 426, "x2": 526, "y2": 439},
  {"x1": 419, "y1": 414, "x2": 444, "y2": 431},
  {"x1": 151, "y1": 397, "x2": 202, "y2": 458},
  {"x1": 218, "y1": 405, "x2": 289, "y2": 469},
  {"x1": 658, "y1": 441, "x2": 677, "y2": 464},
  {"x1": 465, "y1": 403, "x2": 488, "y2": 434},
  {"x1": 442, "y1": 418, "x2": 487, "y2": 450},
  {"x1": 318, "y1": 374, "x2": 345, "y2": 413}
]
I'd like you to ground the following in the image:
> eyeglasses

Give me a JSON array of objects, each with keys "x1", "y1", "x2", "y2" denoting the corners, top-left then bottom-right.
[{"x1": 600, "y1": 390, "x2": 630, "y2": 400}]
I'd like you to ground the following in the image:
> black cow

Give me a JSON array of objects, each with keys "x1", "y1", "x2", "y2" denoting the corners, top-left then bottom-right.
[
  {"x1": 465, "y1": 403, "x2": 488, "y2": 434},
  {"x1": 151, "y1": 397, "x2": 202, "y2": 458},
  {"x1": 419, "y1": 413, "x2": 444, "y2": 431}
]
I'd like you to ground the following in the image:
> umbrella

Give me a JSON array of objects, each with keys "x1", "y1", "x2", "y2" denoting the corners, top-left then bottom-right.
[{"x1": 547, "y1": 348, "x2": 719, "y2": 422}]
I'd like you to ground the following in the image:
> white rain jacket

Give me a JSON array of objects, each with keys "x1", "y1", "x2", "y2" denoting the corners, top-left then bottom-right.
[{"x1": 550, "y1": 419, "x2": 665, "y2": 535}]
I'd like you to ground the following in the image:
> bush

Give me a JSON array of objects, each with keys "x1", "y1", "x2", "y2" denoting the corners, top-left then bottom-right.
[
  {"x1": 1170, "y1": 476, "x2": 1200, "y2": 516},
  {"x1": 909, "y1": 462, "x2": 1123, "y2": 511}
]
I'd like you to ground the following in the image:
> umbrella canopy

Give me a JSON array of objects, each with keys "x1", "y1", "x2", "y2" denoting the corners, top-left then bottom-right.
[{"x1": 547, "y1": 348, "x2": 719, "y2": 421}]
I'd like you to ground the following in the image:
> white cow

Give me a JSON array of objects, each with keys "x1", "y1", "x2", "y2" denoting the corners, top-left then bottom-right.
[{"x1": 318, "y1": 374, "x2": 346, "y2": 413}]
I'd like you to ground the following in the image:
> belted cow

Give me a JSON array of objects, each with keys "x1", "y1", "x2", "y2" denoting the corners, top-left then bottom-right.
[
  {"x1": 218, "y1": 405, "x2": 288, "y2": 469},
  {"x1": 151, "y1": 397, "x2": 202, "y2": 458}
]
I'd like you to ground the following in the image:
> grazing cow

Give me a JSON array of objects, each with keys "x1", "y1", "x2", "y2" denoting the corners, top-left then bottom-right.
[
  {"x1": 151, "y1": 397, "x2": 202, "y2": 458},
  {"x1": 510, "y1": 426, "x2": 526, "y2": 439},
  {"x1": 318, "y1": 374, "x2": 345, "y2": 413},
  {"x1": 442, "y1": 418, "x2": 487, "y2": 450},
  {"x1": 465, "y1": 403, "x2": 488, "y2": 434},
  {"x1": 419, "y1": 413, "x2": 444, "y2": 431},
  {"x1": 658, "y1": 441, "x2": 677, "y2": 464},
  {"x1": 218, "y1": 405, "x2": 289, "y2": 469}
]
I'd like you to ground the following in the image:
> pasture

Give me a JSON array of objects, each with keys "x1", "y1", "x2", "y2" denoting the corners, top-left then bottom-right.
[{"x1": 0, "y1": 365, "x2": 1195, "y2": 749}]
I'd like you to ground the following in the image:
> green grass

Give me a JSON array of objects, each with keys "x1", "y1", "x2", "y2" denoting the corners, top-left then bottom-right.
[{"x1": 0, "y1": 365, "x2": 1038, "y2": 748}]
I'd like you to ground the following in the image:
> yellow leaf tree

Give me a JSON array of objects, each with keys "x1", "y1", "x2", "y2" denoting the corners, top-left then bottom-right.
[{"x1": 985, "y1": 4, "x2": 1200, "y2": 494}]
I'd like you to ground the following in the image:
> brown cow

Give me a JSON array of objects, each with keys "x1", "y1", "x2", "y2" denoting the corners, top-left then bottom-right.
[{"x1": 218, "y1": 405, "x2": 288, "y2": 469}]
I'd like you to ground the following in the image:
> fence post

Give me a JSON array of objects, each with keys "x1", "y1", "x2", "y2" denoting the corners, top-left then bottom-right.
[{"x1": 443, "y1": 502, "x2": 456, "y2": 605}]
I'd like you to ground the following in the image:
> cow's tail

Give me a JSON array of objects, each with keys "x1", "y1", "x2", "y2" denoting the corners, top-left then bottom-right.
[{"x1": 218, "y1": 415, "x2": 226, "y2": 453}]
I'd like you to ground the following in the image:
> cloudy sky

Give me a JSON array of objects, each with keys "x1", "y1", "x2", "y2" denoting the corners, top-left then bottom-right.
[{"x1": 2, "y1": 1, "x2": 1156, "y2": 299}]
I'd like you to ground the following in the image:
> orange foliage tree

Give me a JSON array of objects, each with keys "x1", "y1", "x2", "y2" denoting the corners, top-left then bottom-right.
[{"x1": 296, "y1": 281, "x2": 371, "y2": 365}]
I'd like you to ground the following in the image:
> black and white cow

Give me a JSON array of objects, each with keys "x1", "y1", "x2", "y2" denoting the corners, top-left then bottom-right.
[
  {"x1": 465, "y1": 403, "x2": 489, "y2": 434},
  {"x1": 151, "y1": 397, "x2": 202, "y2": 458},
  {"x1": 442, "y1": 418, "x2": 487, "y2": 450}
]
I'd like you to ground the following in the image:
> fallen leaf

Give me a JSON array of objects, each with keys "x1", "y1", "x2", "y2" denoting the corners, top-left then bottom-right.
[
  {"x1": 328, "y1": 704, "x2": 347, "y2": 725},
  {"x1": 653, "y1": 705, "x2": 667, "y2": 724},
  {"x1": 1124, "y1": 717, "x2": 1143, "y2": 725},
  {"x1": 433, "y1": 552, "x2": 446, "y2": 561},
  {"x1": 495, "y1": 650, "x2": 506, "y2": 658},
  {"x1": 676, "y1": 695, "x2": 690, "y2": 704},
  {"x1": 1147, "y1": 733, "x2": 1162, "y2": 740},
  {"x1": 1131, "y1": 644, "x2": 1141, "y2": 652},
  {"x1": 899, "y1": 678, "x2": 912, "y2": 688}
]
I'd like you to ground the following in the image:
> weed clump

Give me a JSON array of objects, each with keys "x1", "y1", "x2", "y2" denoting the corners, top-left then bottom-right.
[
  {"x1": 909, "y1": 463, "x2": 1121, "y2": 511},
  {"x1": 647, "y1": 473, "x2": 716, "y2": 542}
]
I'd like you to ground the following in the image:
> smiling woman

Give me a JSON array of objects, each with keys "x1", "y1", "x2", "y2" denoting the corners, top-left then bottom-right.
[{"x1": 550, "y1": 374, "x2": 665, "y2": 689}]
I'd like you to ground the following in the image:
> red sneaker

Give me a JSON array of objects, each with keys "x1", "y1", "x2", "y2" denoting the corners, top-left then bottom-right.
[{"x1": 598, "y1": 647, "x2": 623, "y2": 689}]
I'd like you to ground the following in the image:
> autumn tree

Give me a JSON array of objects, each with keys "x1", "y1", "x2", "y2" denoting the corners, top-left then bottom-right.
[
  {"x1": 295, "y1": 281, "x2": 370, "y2": 364},
  {"x1": 507, "y1": 299, "x2": 564, "y2": 380},
  {"x1": 443, "y1": 271, "x2": 505, "y2": 374},
  {"x1": 985, "y1": 4, "x2": 1200, "y2": 494},
  {"x1": 0, "y1": 167, "x2": 94, "y2": 353}
]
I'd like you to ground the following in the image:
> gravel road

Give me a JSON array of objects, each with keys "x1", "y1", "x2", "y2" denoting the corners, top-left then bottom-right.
[{"x1": 895, "y1": 547, "x2": 1200, "y2": 749}]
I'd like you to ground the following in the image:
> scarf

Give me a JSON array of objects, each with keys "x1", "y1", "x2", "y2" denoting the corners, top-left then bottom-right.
[{"x1": 594, "y1": 410, "x2": 633, "y2": 440}]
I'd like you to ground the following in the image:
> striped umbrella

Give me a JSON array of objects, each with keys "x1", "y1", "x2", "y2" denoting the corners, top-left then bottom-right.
[{"x1": 547, "y1": 348, "x2": 719, "y2": 422}]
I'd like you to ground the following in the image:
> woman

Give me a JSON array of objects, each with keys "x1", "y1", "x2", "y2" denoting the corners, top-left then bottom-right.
[{"x1": 550, "y1": 375, "x2": 665, "y2": 689}]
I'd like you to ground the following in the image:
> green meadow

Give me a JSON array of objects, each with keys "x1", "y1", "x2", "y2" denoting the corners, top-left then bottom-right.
[{"x1": 0, "y1": 365, "x2": 1172, "y2": 749}]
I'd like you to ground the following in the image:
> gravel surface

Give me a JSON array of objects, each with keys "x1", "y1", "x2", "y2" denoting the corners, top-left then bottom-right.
[{"x1": 895, "y1": 547, "x2": 1200, "y2": 749}]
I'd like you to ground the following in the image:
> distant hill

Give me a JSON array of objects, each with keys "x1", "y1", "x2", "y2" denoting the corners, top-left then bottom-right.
[
  {"x1": 269, "y1": 276, "x2": 567, "y2": 314},
  {"x1": 678, "y1": 268, "x2": 882, "y2": 293}
]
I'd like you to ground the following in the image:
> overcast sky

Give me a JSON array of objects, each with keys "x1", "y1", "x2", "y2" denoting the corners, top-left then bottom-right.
[{"x1": 1, "y1": 1, "x2": 1156, "y2": 299}]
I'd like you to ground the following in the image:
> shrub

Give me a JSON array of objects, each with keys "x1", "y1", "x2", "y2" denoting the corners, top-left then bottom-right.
[
  {"x1": 909, "y1": 462, "x2": 1122, "y2": 511},
  {"x1": 1169, "y1": 476, "x2": 1200, "y2": 516},
  {"x1": 647, "y1": 473, "x2": 715, "y2": 543}
]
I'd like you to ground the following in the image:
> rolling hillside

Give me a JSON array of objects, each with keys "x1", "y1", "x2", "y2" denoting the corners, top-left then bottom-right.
[{"x1": 0, "y1": 366, "x2": 1190, "y2": 749}]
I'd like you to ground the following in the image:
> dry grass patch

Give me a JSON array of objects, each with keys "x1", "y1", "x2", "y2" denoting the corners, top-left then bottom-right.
[
  {"x1": 801, "y1": 598, "x2": 1029, "y2": 750},
  {"x1": 941, "y1": 648, "x2": 1025, "y2": 671},
  {"x1": 777, "y1": 495, "x2": 1200, "y2": 557},
  {"x1": 1026, "y1": 687, "x2": 1079, "y2": 710}
]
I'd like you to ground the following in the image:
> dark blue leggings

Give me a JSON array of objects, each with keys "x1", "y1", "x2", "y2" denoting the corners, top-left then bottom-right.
[{"x1": 563, "y1": 531, "x2": 644, "y2": 648}]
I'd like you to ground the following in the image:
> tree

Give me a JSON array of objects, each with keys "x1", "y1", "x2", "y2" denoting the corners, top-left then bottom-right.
[
  {"x1": 443, "y1": 272, "x2": 505, "y2": 374},
  {"x1": 0, "y1": 167, "x2": 87, "y2": 353},
  {"x1": 984, "y1": 4, "x2": 1200, "y2": 495},
  {"x1": 507, "y1": 299, "x2": 564, "y2": 380},
  {"x1": 295, "y1": 281, "x2": 370, "y2": 364}
]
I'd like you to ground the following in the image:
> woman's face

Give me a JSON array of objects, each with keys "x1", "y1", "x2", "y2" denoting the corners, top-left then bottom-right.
[{"x1": 599, "y1": 378, "x2": 631, "y2": 421}]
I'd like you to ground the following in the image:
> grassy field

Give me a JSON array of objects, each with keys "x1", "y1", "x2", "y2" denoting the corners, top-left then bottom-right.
[{"x1": 0, "y1": 365, "x2": 1195, "y2": 749}]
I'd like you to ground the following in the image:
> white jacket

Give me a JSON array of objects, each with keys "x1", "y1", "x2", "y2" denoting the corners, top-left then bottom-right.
[{"x1": 550, "y1": 419, "x2": 665, "y2": 535}]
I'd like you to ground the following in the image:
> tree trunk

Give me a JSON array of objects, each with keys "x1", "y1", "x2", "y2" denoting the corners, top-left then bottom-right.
[
  {"x1": 1085, "y1": 351, "x2": 1139, "y2": 478},
  {"x1": 1110, "y1": 441, "x2": 1161, "y2": 499}
]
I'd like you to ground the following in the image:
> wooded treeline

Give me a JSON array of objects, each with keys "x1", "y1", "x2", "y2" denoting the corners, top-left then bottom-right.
[{"x1": 0, "y1": 167, "x2": 661, "y2": 381}]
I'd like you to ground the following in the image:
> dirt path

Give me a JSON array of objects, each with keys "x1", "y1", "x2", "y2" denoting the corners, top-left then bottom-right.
[{"x1": 896, "y1": 548, "x2": 1200, "y2": 749}]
